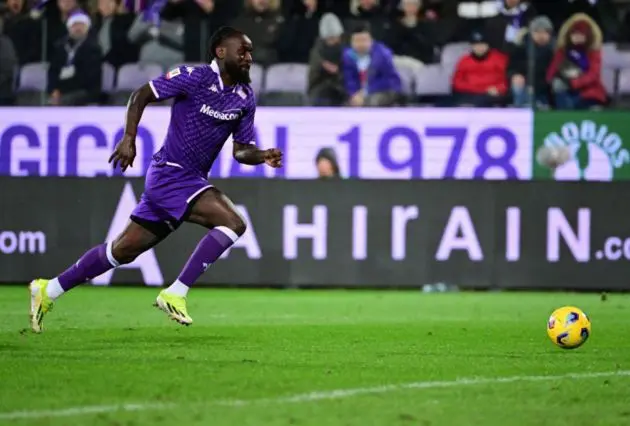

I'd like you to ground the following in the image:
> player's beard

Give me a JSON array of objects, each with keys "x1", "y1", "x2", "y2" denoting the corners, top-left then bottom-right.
[{"x1": 227, "y1": 60, "x2": 251, "y2": 84}]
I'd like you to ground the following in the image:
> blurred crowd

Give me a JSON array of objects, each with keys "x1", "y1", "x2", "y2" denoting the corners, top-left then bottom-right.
[{"x1": 0, "y1": 0, "x2": 629, "y2": 109}]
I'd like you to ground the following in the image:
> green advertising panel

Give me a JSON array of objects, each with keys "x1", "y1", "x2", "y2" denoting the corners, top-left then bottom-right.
[{"x1": 534, "y1": 111, "x2": 630, "y2": 181}]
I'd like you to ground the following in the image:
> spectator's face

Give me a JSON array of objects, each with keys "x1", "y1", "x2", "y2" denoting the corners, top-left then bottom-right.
[
  {"x1": 532, "y1": 29, "x2": 550, "y2": 46},
  {"x1": 57, "y1": 0, "x2": 77, "y2": 14},
  {"x1": 570, "y1": 31, "x2": 586, "y2": 45},
  {"x1": 351, "y1": 31, "x2": 372, "y2": 55},
  {"x1": 471, "y1": 42, "x2": 489, "y2": 57},
  {"x1": 303, "y1": 0, "x2": 317, "y2": 11},
  {"x1": 505, "y1": 0, "x2": 519, "y2": 8},
  {"x1": 250, "y1": 0, "x2": 269, "y2": 12},
  {"x1": 7, "y1": 0, "x2": 24, "y2": 14},
  {"x1": 98, "y1": 0, "x2": 117, "y2": 17},
  {"x1": 69, "y1": 22, "x2": 88, "y2": 39},
  {"x1": 359, "y1": 0, "x2": 377, "y2": 10},
  {"x1": 402, "y1": 0, "x2": 420, "y2": 16},
  {"x1": 317, "y1": 158, "x2": 336, "y2": 178}
]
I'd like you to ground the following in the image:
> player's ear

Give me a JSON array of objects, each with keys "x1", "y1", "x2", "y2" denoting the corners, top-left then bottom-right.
[{"x1": 215, "y1": 46, "x2": 227, "y2": 60}]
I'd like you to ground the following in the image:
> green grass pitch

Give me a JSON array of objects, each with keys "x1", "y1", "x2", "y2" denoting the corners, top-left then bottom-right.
[{"x1": 1, "y1": 287, "x2": 630, "y2": 426}]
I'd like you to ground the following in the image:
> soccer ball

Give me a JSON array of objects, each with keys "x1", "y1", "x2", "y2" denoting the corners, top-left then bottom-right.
[
  {"x1": 536, "y1": 145, "x2": 572, "y2": 169},
  {"x1": 547, "y1": 306, "x2": 591, "y2": 349}
]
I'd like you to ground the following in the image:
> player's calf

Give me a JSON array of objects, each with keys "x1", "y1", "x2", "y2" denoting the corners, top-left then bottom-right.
[
  {"x1": 160, "y1": 189, "x2": 245, "y2": 302},
  {"x1": 35, "y1": 221, "x2": 161, "y2": 304}
]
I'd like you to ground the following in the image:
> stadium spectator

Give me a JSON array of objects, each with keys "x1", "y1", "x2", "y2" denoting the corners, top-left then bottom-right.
[
  {"x1": 546, "y1": 13, "x2": 607, "y2": 110},
  {"x1": 0, "y1": 29, "x2": 18, "y2": 105},
  {"x1": 385, "y1": 0, "x2": 439, "y2": 65},
  {"x1": 485, "y1": 0, "x2": 537, "y2": 53},
  {"x1": 127, "y1": 5, "x2": 184, "y2": 70},
  {"x1": 278, "y1": 0, "x2": 320, "y2": 63},
  {"x1": 315, "y1": 147, "x2": 342, "y2": 178},
  {"x1": 93, "y1": 0, "x2": 138, "y2": 69},
  {"x1": 230, "y1": 0, "x2": 284, "y2": 66},
  {"x1": 346, "y1": 0, "x2": 388, "y2": 41},
  {"x1": 160, "y1": 0, "x2": 235, "y2": 63},
  {"x1": 36, "y1": 0, "x2": 81, "y2": 61},
  {"x1": 343, "y1": 22, "x2": 402, "y2": 107},
  {"x1": 47, "y1": 10, "x2": 102, "y2": 105},
  {"x1": 1, "y1": 0, "x2": 42, "y2": 64},
  {"x1": 508, "y1": 15, "x2": 554, "y2": 107},
  {"x1": 531, "y1": 0, "x2": 619, "y2": 42},
  {"x1": 308, "y1": 12, "x2": 345, "y2": 106},
  {"x1": 451, "y1": 31, "x2": 508, "y2": 107}
]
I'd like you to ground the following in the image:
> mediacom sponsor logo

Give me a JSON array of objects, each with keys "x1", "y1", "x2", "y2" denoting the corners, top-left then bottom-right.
[{"x1": 0, "y1": 231, "x2": 46, "y2": 254}]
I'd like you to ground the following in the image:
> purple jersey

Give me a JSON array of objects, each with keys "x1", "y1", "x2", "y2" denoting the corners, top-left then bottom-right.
[{"x1": 148, "y1": 61, "x2": 256, "y2": 176}]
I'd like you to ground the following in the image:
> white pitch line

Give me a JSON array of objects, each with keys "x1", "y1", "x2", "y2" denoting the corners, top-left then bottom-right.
[{"x1": 1, "y1": 370, "x2": 628, "y2": 421}]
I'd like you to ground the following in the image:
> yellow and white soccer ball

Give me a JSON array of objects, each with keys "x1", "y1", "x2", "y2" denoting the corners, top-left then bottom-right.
[{"x1": 547, "y1": 306, "x2": 591, "y2": 349}]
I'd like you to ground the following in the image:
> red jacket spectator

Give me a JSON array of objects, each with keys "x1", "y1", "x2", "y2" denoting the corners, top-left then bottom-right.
[
  {"x1": 452, "y1": 49, "x2": 509, "y2": 95},
  {"x1": 546, "y1": 13, "x2": 607, "y2": 105}
]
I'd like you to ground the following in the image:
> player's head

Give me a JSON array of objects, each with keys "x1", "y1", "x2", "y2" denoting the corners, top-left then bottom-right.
[
  {"x1": 350, "y1": 22, "x2": 372, "y2": 56},
  {"x1": 207, "y1": 26, "x2": 253, "y2": 84}
]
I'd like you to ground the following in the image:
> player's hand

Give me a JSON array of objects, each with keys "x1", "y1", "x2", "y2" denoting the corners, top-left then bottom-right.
[
  {"x1": 263, "y1": 148, "x2": 283, "y2": 168},
  {"x1": 109, "y1": 134, "x2": 137, "y2": 172}
]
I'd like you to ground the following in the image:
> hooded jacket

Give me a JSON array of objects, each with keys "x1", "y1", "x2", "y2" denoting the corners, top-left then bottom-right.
[
  {"x1": 452, "y1": 48, "x2": 509, "y2": 95},
  {"x1": 546, "y1": 13, "x2": 607, "y2": 103}
]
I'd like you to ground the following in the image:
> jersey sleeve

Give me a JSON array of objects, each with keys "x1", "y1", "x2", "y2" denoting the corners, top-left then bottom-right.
[
  {"x1": 149, "y1": 65, "x2": 203, "y2": 99},
  {"x1": 232, "y1": 98, "x2": 256, "y2": 144}
]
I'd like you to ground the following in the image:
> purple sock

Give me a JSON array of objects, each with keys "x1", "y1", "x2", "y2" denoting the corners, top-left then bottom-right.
[
  {"x1": 58, "y1": 243, "x2": 118, "y2": 291},
  {"x1": 177, "y1": 226, "x2": 239, "y2": 286}
]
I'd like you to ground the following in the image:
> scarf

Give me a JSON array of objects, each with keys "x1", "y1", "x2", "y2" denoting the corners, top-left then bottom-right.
[
  {"x1": 499, "y1": 1, "x2": 529, "y2": 29},
  {"x1": 142, "y1": 0, "x2": 168, "y2": 27},
  {"x1": 356, "y1": 55, "x2": 370, "y2": 89},
  {"x1": 567, "y1": 47, "x2": 590, "y2": 71}
]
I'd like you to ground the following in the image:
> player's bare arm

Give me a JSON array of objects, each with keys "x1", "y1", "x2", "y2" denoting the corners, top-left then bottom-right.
[
  {"x1": 233, "y1": 142, "x2": 283, "y2": 168},
  {"x1": 109, "y1": 84, "x2": 158, "y2": 172}
]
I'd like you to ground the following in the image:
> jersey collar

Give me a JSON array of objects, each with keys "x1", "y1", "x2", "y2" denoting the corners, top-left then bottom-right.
[{"x1": 210, "y1": 60, "x2": 224, "y2": 91}]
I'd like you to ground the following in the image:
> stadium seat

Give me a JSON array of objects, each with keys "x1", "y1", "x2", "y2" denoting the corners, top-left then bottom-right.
[
  {"x1": 602, "y1": 43, "x2": 625, "y2": 70},
  {"x1": 415, "y1": 64, "x2": 451, "y2": 97},
  {"x1": 261, "y1": 63, "x2": 308, "y2": 106},
  {"x1": 249, "y1": 63, "x2": 264, "y2": 98},
  {"x1": 441, "y1": 42, "x2": 469, "y2": 74},
  {"x1": 16, "y1": 62, "x2": 49, "y2": 106},
  {"x1": 392, "y1": 56, "x2": 419, "y2": 96},
  {"x1": 619, "y1": 68, "x2": 630, "y2": 95},
  {"x1": 102, "y1": 63, "x2": 116, "y2": 94},
  {"x1": 111, "y1": 62, "x2": 164, "y2": 105},
  {"x1": 601, "y1": 67, "x2": 617, "y2": 96}
]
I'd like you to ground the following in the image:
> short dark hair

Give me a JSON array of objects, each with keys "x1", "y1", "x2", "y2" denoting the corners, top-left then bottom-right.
[
  {"x1": 207, "y1": 26, "x2": 243, "y2": 62},
  {"x1": 349, "y1": 21, "x2": 371, "y2": 35}
]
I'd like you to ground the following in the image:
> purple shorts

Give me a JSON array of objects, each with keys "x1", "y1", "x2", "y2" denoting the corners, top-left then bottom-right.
[{"x1": 131, "y1": 163, "x2": 212, "y2": 231}]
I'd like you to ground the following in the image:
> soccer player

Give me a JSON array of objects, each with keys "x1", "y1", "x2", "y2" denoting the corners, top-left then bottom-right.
[{"x1": 28, "y1": 27, "x2": 282, "y2": 333}]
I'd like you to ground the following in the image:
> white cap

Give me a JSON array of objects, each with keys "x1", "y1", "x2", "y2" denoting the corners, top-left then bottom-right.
[{"x1": 66, "y1": 11, "x2": 91, "y2": 29}]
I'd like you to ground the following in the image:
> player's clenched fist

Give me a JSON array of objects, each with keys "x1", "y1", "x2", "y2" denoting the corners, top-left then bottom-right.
[
  {"x1": 109, "y1": 135, "x2": 137, "y2": 172},
  {"x1": 263, "y1": 148, "x2": 283, "y2": 168}
]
